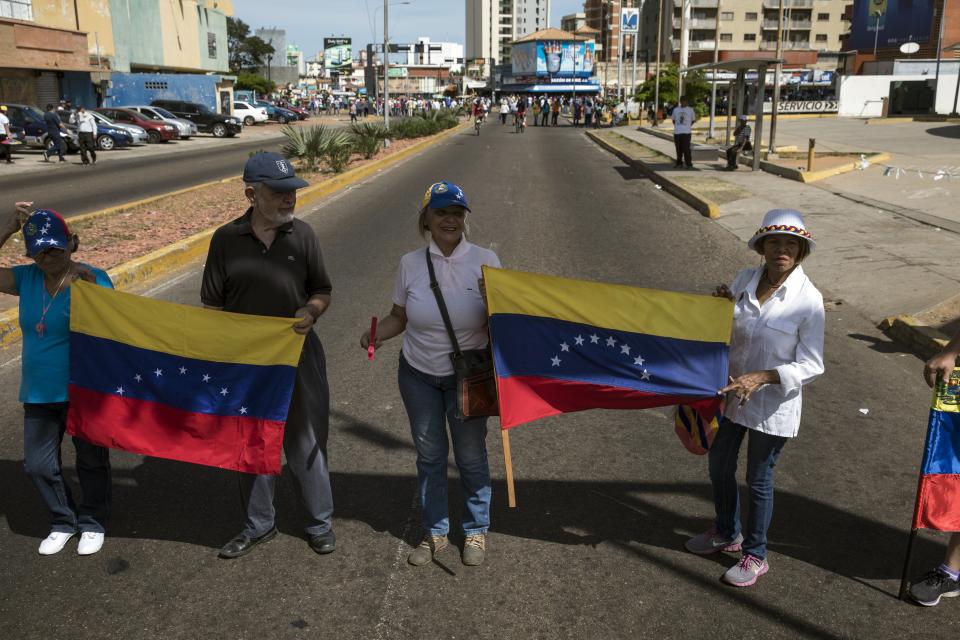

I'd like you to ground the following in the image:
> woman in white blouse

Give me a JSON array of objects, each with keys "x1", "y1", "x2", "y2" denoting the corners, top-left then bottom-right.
[
  {"x1": 360, "y1": 181, "x2": 501, "y2": 568},
  {"x1": 685, "y1": 209, "x2": 825, "y2": 588}
]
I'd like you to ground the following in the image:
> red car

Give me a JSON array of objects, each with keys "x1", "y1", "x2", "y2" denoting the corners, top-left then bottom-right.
[
  {"x1": 285, "y1": 105, "x2": 310, "y2": 120},
  {"x1": 94, "y1": 107, "x2": 180, "y2": 143}
]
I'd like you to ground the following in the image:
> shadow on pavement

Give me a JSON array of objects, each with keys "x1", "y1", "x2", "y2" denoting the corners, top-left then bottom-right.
[
  {"x1": 924, "y1": 124, "x2": 960, "y2": 140},
  {"x1": 848, "y1": 332, "x2": 919, "y2": 355},
  {"x1": 613, "y1": 165, "x2": 646, "y2": 181}
]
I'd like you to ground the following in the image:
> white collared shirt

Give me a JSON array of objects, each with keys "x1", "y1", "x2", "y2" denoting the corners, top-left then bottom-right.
[
  {"x1": 723, "y1": 264, "x2": 825, "y2": 438},
  {"x1": 393, "y1": 238, "x2": 501, "y2": 376},
  {"x1": 75, "y1": 111, "x2": 97, "y2": 135}
]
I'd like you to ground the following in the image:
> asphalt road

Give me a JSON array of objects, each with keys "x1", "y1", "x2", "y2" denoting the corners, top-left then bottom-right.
[
  {"x1": 0, "y1": 121, "x2": 956, "y2": 639},
  {"x1": 0, "y1": 134, "x2": 287, "y2": 217}
]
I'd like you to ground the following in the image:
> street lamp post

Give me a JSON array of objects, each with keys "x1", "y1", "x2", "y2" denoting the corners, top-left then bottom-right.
[{"x1": 377, "y1": 1, "x2": 411, "y2": 137}]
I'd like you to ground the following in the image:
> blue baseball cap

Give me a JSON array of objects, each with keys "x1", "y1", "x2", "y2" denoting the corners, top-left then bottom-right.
[
  {"x1": 22, "y1": 209, "x2": 72, "y2": 257},
  {"x1": 243, "y1": 152, "x2": 309, "y2": 193},
  {"x1": 420, "y1": 181, "x2": 471, "y2": 212}
]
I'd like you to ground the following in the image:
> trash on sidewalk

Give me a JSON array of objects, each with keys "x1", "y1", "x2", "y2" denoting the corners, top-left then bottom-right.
[
  {"x1": 859, "y1": 408, "x2": 869, "y2": 416},
  {"x1": 654, "y1": 184, "x2": 662, "y2": 190}
]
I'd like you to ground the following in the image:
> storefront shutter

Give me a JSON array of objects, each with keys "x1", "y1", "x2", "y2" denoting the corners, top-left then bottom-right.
[{"x1": 35, "y1": 72, "x2": 60, "y2": 109}]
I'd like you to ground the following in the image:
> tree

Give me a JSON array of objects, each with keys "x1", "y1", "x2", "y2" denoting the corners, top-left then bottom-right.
[
  {"x1": 236, "y1": 71, "x2": 275, "y2": 95},
  {"x1": 634, "y1": 64, "x2": 711, "y2": 116},
  {"x1": 227, "y1": 17, "x2": 275, "y2": 72}
]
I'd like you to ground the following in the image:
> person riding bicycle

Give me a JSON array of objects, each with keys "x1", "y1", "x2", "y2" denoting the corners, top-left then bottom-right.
[
  {"x1": 515, "y1": 99, "x2": 527, "y2": 131},
  {"x1": 472, "y1": 100, "x2": 485, "y2": 123}
]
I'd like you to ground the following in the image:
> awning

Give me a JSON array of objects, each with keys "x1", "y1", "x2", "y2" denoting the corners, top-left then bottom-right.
[
  {"x1": 501, "y1": 84, "x2": 602, "y2": 93},
  {"x1": 683, "y1": 58, "x2": 785, "y2": 73}
]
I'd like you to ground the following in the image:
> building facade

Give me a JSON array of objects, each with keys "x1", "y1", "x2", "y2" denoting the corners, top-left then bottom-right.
[
  {"x1": 466, "y1": 0, "x2": 550, "y2": 71},
  {"x1": 404, "y1": 37, "x2": 465, "y2": 73},
  {"x1": 561, "y1": 11, "x2": 586, "y2": 32}
]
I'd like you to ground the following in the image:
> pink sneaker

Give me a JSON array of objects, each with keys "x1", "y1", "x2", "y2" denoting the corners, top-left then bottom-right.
[
  {"x1": 684, "y1": 527, "x2": 744, "y2": 555},
  {"x1": 723, "y1": 554, "x2": 769, "y2": 587}
]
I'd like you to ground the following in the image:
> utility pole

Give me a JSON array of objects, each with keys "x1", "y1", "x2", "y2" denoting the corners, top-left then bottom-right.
[
  {"x1": 654, "y1": 0, "x2": 662, "y2": 124},
  {"x1": 679, "y1": 0, "x2": 690, "y2": 96},
  {"x1": 934, "y1": 0, "x2": 946, "y2": 113},
  {"x1": 768, "y1": 0, "x2": 785, "y2": 157},
  {"x1": 708, "y1": 0, "x2": 722, "y2": 140},
  {"x1": 617, "y1": 3, "x2": 624, "y2": 102},
  {"x1": 384, "y1": 0, "x2": 390, "y2": 137}
]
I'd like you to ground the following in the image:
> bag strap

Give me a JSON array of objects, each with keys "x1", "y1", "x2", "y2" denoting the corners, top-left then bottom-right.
[{"x1": 425, "y1": 247, "x2": 462, "y2": 357}]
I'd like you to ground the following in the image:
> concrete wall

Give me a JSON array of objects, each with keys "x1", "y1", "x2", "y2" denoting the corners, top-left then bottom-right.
[
  {"x1": 109, "y1": 0, "x2": 163, "y2": 72},
  {"x1": 105, "y1": 71, "x2": 221, "y2": 109},
  {"x1": 839, "y1": 73, "x2": 960, "y2": 117}
]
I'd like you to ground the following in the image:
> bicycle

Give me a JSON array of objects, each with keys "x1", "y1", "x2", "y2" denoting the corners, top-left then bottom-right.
[
  {"x1": 515, "y1": 113, "x2": 526, "y2": 134},
  {"x1": 475, "y1": 116, "x2": 482, "y2": 136}
]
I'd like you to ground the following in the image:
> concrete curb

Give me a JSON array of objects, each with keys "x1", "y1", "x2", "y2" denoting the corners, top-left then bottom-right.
[
  {"x1": 879, "y1": 315, "x2": 950, "y2": 360},
  {"x1": 757, "y1": 152, "x2": 891, "y2": 183},
  {"x1": 0, "y1": 120, "x2": 471, "y2": 349},
  {"x1": 585, "y1": 130, "x2": 720, "y2": 219}
]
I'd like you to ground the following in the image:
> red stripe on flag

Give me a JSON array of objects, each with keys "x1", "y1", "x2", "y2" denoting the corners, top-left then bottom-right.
[
  {"x1": 497, "y1": 375, "x2": 721, "y2": 429},
  {"x1": 913, "y1": 474, "x2": 960, "y2": 531},
  {"x1": 67, "y1": 385, "x2": 285, "y2": 475}
]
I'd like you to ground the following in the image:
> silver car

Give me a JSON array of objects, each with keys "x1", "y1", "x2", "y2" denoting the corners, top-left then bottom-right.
[
  {"x1": 123, "y1": 105, "x2": 198, "y2": 139},
  {"x1": 86, "y1": 110, "x2": 149, "y2": 145}
]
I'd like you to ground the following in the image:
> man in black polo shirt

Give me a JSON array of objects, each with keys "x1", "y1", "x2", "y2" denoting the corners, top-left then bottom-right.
[{"x1": 201, "y1": 151, "x2": 336, "y2": 558}]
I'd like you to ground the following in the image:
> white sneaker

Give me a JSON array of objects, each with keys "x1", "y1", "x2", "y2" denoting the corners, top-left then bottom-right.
[
  {"x1": 38, "y1": 531, "x2": 75, "y2": 555},
  {"x1": 77, "y1": 531, "x2": 105, "y2": 556}
]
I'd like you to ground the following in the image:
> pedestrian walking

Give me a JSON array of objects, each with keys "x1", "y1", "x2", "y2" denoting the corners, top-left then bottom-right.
[
  {"x1": 0, "y1": 105, "x2": 12, "y2": 164},
  {"x1": 573, "y1": 100, "x2": 582, "y2": 127},
  {"x1": 74, "y1": 106, "x2": 97, "y2": 166},
  {"x1": 672, "y1": 96, "x2": 696, "y2": 168},
  {"x1": 584, "y1": 99, "x2": 594, "y2": 128},
  {"x1": 42, "y1": 104, "x2": 68, "y2": 163},
  {"x1": 685, "y1": 209, "x2": 824, "y2": 588},
  {"x1": 360, "y1": 181, "x2": 501, "y2": 568},
  {"x1": 551, "y1": 98, "x2": 560, "y2": 126},
  {"x1": 349, "y1": 100, "x2": 358, "y2": 123},
  {"x1": 0, "y1": 202, "x2": 114, "y2": 556},
  {"x1": 911, "y1": 340, "x2": 960, "y2": 606},
  {"x1": 202, "y1": 152, "x2": 337, "y2": 559},
  {"x1": 725, "y1": 115, "x2": 752, "y2": 170}
]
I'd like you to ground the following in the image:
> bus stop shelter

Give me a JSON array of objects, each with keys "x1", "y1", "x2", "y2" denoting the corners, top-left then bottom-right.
[{"x1": 682, "y1": 58, "x2": 784, "y2": 171}]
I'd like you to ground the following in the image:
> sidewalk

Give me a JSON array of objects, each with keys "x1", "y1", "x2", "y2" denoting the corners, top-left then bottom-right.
[{"x1": 604, "y1": 127, "x2": 960, "y2": 332}]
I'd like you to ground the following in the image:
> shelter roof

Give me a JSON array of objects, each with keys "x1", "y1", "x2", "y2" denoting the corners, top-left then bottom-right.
[
  {"x1": 683, "y1": 58, "x2": 785, "y2": 73},
  {"x1": 513, "y1": 28, "x2": 587, "y2": 44}
]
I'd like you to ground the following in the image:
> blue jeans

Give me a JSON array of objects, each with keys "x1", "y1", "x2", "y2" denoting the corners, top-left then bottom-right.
[
  {"x1": 708, "y1": 419, "x2": 787, "y2": 560},
  {"x1": 398, "y1": 354, "x2": 491, "y2": 537},
  {"x1": 23, "y1": 403, "x2": 112, "y2": 534}
]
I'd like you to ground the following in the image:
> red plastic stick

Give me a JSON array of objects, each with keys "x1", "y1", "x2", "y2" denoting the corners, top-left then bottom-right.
[{"x1": 368, "y1": 316, "x2": 377, "y2": 361}]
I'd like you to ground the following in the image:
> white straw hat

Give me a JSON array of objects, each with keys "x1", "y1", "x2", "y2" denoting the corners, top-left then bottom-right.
[{"x1": 747, "y1": 209, "x2": 815, "y2": 253}]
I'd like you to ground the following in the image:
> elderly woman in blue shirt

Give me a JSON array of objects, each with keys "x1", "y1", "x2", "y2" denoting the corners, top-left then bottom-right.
[
  {"x1": 0, "y1": 202, "x2": 114, "y2": 556},
  {"x1": 685, "y1": 209, "x2": 825, "y2": 588}
]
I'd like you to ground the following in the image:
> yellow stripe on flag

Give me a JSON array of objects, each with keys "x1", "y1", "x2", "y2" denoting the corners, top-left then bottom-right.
[
  {"x1": 483, "y1": 266, "x2": 733, "y2": 344},
  {"x1": 70, "y1": 281, "x2": 305, "y2": 367}
]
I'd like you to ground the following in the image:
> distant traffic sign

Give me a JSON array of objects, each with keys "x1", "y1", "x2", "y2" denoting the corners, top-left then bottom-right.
[{"x1": 621, "y1": 8, "x2": 639, "y2": 34}]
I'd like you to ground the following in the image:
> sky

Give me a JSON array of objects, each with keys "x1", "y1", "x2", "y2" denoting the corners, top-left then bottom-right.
[{"x1": 232, "y1": 0, "x2": 586, "y2": 60}]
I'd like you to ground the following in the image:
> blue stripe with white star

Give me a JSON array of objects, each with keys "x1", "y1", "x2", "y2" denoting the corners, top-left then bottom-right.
[
  {"x1": 489, "y1": 314, "x2": 727, "y2": 397},
  {"x1": 69, "y1": 332, "x2": 297, "y2": 421}
]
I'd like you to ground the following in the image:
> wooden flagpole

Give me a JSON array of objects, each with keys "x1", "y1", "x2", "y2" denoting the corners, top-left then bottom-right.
[{"x1": 501, "y1": 428, "x2": 517, "y2": 508}]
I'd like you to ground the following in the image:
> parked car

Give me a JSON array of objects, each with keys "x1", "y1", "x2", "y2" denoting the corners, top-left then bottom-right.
[
  {"x1": 85, "y1": 110, "x2": 148, "y2": 147},
  {"x1": 0, "y1": 103, "x2": 79, "y2": 153},
  {"x1": 283, "y1": 104, "x2": 310, "y2": 120},
  {"x1": 150, "y1": 99, "x2": 242, "y2": 137},
  {"x1": 254, "y1": 101, "x2": 297, "y2": 124},
  {"x1": 95, "y1": 108, "x2": 179, "y2": 143},
  {"x1": 232, "y1": 101, "x2": 268, "y2": 126},
  {"x1": 124, "y1": 105, "x2": 198, "y2": 139}
]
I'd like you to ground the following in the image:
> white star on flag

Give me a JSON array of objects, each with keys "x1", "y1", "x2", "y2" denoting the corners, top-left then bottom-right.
[
  {"x1": 40, "y1": 228, "x2": 48, "y2": 236},
  {"x1": 560, "y1": 342, "x2": 569, "y2": 352},
  {"x1": 575, "y1": 335, "x2": 584, "y2": 346},
  {"x1": 154, "y1": 368, "x2": 163, "y2": 377},
  {"x1": 551, "y1": 356, "x2": 561, "y2": 367},
  {"x1": 239, "y1": 407, "x2": 248, "y2": 415},
  {"x1": 47, "y1": 239, "x2": 59, "y2": 246},
  {"x1": 179, "y1": 366, "x2": 187, "y2": 375},
  {"x1": 606, "y1": 337, "x2": 616, "y2": 347},
  {"x1": 34, "y1": 239, "x2": 44, "y2": 248},
  {"x1": 634, "y1": 355, "x2": 645, "y2": 366},
  {"x1": 620, "y1": 344, "x2": 631, "y2": 355},
  {"x1": 641, "y1": 370, "x2": 652, "y2": 381},
  {"x1": 590, "y1": 334, "x2": 600, "y2": 344},
  {"x1": 220, "y1": 387, "x2": 229, "y2": 396},
  {"x1": 202, "y1": 374, "x2": 211, "y2": 382},
  {"x1": 134, "y1": 374, "x2": 142, "y2": 382},
  {"x1": 116, "y1": 386, "x2": 125, "y2": 396}
]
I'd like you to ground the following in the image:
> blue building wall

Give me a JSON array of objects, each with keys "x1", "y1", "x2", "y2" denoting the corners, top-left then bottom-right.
[
  {"x1": 109, "y1": 0, "x2": 164, "y2": 73},
  {"x1": 105, "y1": 72, "x2": 221, "y2": 110},
  {"x1": 62, "y1": 73, "x2": 98, "y2": 109}
]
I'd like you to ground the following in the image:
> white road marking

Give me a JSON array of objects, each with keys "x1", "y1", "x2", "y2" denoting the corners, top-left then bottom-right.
[{"x1": 372, "y1": 489, "x2": 420, "y2": 640}]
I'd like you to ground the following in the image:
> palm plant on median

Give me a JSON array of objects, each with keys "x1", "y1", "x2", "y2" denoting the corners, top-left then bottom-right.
[
  {"x1": 281, "y1": 125, "x2": 356, "y2": 174},
  {"x1": 349, "y1": 122, "x2": 390, "y2": 160}
]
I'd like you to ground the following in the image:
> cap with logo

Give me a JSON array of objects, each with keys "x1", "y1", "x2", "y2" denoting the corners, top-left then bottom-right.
[
  {"x1": 243, "y1": 151, "x2": 309, "y2": 193},
  {"x1": 420, "y1": 181, "x2": 471, "y2": 212},
  {"x1": 22, "y1": 209, "x2": 72, "y2": 257}
]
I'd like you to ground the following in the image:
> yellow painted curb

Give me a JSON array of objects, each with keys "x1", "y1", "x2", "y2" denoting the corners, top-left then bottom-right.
[
  {"x1": 879, "y1": 314, "x2": 950, "y2": 360},
  {"x1": 586, "y1": 130, "x2": 720, "y2": 219},
  {"x1": 757, "y1": 152, "x2": 890, "y2": 183},
  {"x1": 0, "y1": 120, "x2": 472, "y2": 349}
]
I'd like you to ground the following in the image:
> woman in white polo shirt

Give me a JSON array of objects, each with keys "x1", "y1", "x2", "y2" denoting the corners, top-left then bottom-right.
[
  {"x1": 361, "y1": 181, "x2": 501, "y2": 568},
  {"x1": 684, "y1": 209, "x2": 825, "y2": 588}
]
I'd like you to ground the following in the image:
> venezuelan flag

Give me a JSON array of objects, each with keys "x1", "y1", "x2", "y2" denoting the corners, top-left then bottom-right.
[
  {"x1": 912, "y1": 372, "x2": 960, "y2": 530},
  {"x1": 484, "y1": 267, "x2": 733, "y2": 430},
  {"x1": 66, "y1": 281, "x2": 305, "y2": 475}
]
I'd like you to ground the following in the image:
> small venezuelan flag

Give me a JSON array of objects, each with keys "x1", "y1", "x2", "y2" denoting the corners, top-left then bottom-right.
[
  {"x1": 484, "y1": 267, "x2": 733, "y2": 429},
  {"x1": 66, "y1": 281, "x2": 305, "y2": 475},
  {"x1": 912, "y1": 370, "x2": 960, "y2": 530}
]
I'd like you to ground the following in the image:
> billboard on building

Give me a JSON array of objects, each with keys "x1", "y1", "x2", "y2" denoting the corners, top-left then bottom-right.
[
  {"x1": 324, "y1": 37, "x2": 353, "y2": 72},
  {"x1": 846, "y1": 0, "x2": 933, "y2": 50},
  {"x1": 511, "y1": 40, "x2": 596, "y2": 78}
]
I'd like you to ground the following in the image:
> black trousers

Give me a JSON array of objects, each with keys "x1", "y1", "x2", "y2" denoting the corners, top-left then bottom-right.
[
  {"x1": 0, "y1": 141, "x2": 11, "y2": 163},
  {"x1": 78, "y1": 132, "x2": 97, "y2": 164},
  {"x1": 45, "y1": 133, "x2": 66, "y2": 160},
  {"x1": 674, "y1": 133, "x2": 692, "y2": 167}
]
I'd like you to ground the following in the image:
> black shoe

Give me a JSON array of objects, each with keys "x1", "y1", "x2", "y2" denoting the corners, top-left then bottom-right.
[
  {"x1": 910, "y1": 568, "x2": 960, "y2": 606},
  {"x1": 307, "y1": 529, "x2": 336, "y2": 555},
  {"x1": 218, "y1": 527, "x2": 277, "y2": 559},
  {"x1": 673, "y1": 163, "x2": 682, "y2": 168},
  {"x1": 59, "y1": 158, "x2": 66, "y2": 162},
  {"x1": 685, "y1": 165, "x2": 694, "y2": 169}
]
